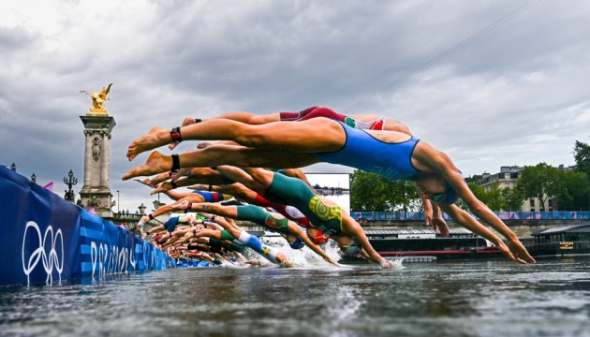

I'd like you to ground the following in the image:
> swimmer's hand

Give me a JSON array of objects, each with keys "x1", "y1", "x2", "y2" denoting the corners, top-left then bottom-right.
[
  {"x1": 245, "y1": 259, "x2": 262, "y2": 266},
  {"x1": 323, "y1": 257, "x2": 344, "y2": 267},
  {"x1": 507, "y1": 239, "x2": 536, "y2": 264},
  {"x1": 380, "y1": 259, "x2": 395, "y2": 269},
  {"x1": 430, "y1": 217, "x2": 449, "y2": 237}
]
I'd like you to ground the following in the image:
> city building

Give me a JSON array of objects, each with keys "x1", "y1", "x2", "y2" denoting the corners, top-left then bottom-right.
[{"x1": 472, "y1": 164, "x2": 576, "y2": 212}]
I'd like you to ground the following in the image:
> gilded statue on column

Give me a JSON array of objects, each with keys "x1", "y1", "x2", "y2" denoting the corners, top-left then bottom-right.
[{"x1": 80, "y1": 83, "x2": 113, "y2": 114}]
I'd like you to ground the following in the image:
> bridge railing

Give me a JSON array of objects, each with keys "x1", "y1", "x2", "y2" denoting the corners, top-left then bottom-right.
[{"x1": 350, "y1": 211, "x2": 590, "y2": 221}]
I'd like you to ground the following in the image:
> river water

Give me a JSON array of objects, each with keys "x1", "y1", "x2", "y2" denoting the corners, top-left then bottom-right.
[{"x1": 1, "y1": 257, "x2": 589, "y2": 337}]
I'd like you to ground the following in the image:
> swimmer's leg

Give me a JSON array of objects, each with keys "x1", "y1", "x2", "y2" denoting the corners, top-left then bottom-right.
[{"x1": 237, "y1": 231, "x2": 280, "y2": 265}]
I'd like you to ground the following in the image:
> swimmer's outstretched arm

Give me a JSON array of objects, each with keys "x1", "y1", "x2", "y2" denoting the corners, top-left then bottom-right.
[
  {"x1": 430, "y1": 203, "x2": 449, "y2": 237},
  {"x1": 440, "y1": 204, "x2": 526, "y2": 264},
  {"x1": 341, "y1": 217, "x2": 393, "y2": 268},
  {"x1": 288, "y1": 223, "x2": 342, "y2": 267}
]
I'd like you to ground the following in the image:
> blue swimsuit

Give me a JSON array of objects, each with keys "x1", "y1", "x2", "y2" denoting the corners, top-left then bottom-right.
[
  {"x1": 314, "y1": 122, "x2": 421, "y2": 180},
  {"x1": 192, "y1": 190, "x2": 230, "y2": 202}
]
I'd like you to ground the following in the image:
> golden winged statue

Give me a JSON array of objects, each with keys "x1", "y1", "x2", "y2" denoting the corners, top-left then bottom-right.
[{"x1": 80, "y1": 83, "x2": 113, "y2": 113}]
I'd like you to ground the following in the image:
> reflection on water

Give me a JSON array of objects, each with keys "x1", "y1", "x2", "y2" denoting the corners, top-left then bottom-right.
[{"x1": 1, "y1": 258, "x2": 589, "y2": 337}]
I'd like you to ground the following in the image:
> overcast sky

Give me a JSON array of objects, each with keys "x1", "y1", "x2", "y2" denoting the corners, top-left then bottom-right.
[{"x1": 2, "y1": 0, "x2": 589, "y2": 213}]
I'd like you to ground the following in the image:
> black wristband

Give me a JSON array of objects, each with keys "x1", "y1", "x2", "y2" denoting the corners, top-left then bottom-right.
[
  {"x1": 170, "y1": 127, "x2": 182, "y2": 144},
  {"x1": 171, "y1": 154, "x2": 180, "y2": 173},
  {"x1": 194, "y1": 118, "x2": 202, "y2": 123},
  {"x1": 148, "y1": 213, "x2": 154, "y2": 220},
  {"x1": 208, "y1": 184, "x2": 212, "y2": 191}
]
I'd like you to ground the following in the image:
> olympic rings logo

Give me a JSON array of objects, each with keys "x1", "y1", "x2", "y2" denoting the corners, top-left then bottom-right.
[{"x1": 21, "y1": 221, "x2": 64, "y2": 285}]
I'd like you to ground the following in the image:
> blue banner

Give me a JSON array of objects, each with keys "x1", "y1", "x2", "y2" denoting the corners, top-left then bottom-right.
[{"x1": 0, "y1": 166, "x2": 173, "y2": 286}]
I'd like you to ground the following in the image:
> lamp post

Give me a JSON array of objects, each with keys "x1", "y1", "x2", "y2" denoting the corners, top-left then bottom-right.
[
  {"x1": 31, "y1": 173, "x2": 37, "y2": 183},
  {"x1": 116, "y1": 190, "x2": 120, "y2": 214},
  {"x1": 63, "y1": 169, "x2": 78, "y2": 202},
  {"x1": 10, "y1": 163, "x2": 16, "y2": 171}
]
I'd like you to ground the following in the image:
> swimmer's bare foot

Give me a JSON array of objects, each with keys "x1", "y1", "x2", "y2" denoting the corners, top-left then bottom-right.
[
  {"x1": 197, "y1": 141, "x2": 213, "y2": 149},
  {"x1": 187, "y1": 183, "x2": 210, "y2": 191},
  {"x1": 122, "y1": 151, "x2": 172, "y2": 180},
  {"x1": 127, "y1": 126, "x2": 170, "y2": 161},
  {"x1": 150, "y1": 181, "x2": 174, "y2": 195},
  {"x1": 134, "y1": 178, "x2": 149, "y2": 185},
  {"x1": 171, "y1": 168, "x2": 192, "y2": 182},
  {"x1": 134, "y1": 177, "x2": 155, "y2": 187},
  {"x1": 182, "y1": 117, "x2": 198, "y2": 126},
  {"x1": 171, "y1": 200, "x2": 191, "y2": 211},
  {"x1": 150, "y1": 171, "x2": 175, "y2": 185}
]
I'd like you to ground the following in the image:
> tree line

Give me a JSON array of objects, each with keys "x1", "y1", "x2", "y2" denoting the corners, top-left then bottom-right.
[{"x1": 350, "y1": 140, "x2": 590, "y2": 212}]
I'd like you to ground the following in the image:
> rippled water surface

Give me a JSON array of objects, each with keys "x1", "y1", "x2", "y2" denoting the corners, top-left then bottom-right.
[{"x1": 1, "y1": 257, "x2": 590, "y2": 337}]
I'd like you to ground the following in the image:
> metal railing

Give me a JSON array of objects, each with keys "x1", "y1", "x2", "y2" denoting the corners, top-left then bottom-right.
[
  {"x1": 350, "y1": 211, "x2": 590, "y2": 221},
  {"x1": 524, "y1": 240, "x2": 590, "y2": 255}
]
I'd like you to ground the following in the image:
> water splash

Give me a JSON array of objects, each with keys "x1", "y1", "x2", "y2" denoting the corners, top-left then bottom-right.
[
  {"x1": 256, "y1": 235, "x2": 342, "y2": 267},
  {"x1": 258, "y1": 235, "x2": 404, "y2": 269}
]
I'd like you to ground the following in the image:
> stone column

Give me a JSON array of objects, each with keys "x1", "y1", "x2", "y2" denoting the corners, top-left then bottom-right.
[
  {"x1": 82, "y1": 130, "x2": 93, "y2": 188},
  {"x1": 79, "y1": 114, "x2": 116, "y2": 218},
  {"x1": 99, "y1": 128, "x2": 111, "y2": 188}
]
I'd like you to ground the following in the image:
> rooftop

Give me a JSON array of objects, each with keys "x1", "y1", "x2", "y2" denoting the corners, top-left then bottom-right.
[{"x1": 532, "y1": 223, "x2": 590, "y2": 236}]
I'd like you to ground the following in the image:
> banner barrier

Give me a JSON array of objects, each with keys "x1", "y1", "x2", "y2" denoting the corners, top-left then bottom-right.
[{"x1": 0, "y1": 166, "x2": 174, "y2": 286}]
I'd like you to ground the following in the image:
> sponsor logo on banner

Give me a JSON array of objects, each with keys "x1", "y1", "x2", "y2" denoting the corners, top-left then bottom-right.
[{"x1": 21, "y1": 221, "x2": 64, "y2": 285}]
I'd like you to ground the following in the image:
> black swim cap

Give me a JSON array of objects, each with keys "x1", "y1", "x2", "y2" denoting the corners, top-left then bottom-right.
[{"x1": 344, "y1": 245, "x2": 362, "y2": 258}]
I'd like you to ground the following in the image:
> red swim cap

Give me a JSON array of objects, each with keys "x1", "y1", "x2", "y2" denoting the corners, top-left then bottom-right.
[{"x1": 310, "y1": 229, "x2": 329, "y2": 245}]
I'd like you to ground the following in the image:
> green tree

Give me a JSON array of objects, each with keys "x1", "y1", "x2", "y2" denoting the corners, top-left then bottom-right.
[
  {"x1": 466, "y1": 181, "x2": 520, "y2": 211},
  {"x1": 555, "y1": 170, "x2": 590, "y2": 210},
  {"x1": 485, "y1": 182, "x2": 506, "y2": 211},
  {"x1": 514, "y1": 163, "x2": 564, "y2": 211},
  {"x1": 502, "y1": 186, "x2": 524, "y2": 211},
  {"x1": 573, "y1": 140, "x2": 590, "y2": 177},
  {"x1": 467, "y1": 182, "x2": 486, "y2": 201},
  {"x1": 350, "y1": 170, "x2": 419, "y2": 212}
]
